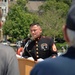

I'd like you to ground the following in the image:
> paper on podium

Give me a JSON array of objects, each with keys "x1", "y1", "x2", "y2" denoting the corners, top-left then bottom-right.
[
  {"x1": 37, "y1": 58, "x2": 44, "y2": 62},
  {"x1": 27, "y1": 57, "x2": 44, "y2": 62},
  {"x1": 16, "y1": 54, "x2": 24, "y2": 58},
  {"x1": 27, "y1": 57, "x2": 34, "y2": 61}
]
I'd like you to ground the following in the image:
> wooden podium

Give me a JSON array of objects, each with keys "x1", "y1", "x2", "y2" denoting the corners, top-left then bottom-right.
[{"x1": 18, "y1": 58, "x2": 36, "y2": 75}]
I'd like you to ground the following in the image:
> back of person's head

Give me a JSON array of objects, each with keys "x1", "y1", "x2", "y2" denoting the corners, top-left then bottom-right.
[
  {"x1": 71, "y1": 0, "x2": 75, "y2": 6},
  {"x1": 66, "y1": 5, "x2": 75, "y2": 47}
]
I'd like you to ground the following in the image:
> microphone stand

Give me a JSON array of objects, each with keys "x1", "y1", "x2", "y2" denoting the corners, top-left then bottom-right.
[{"x1": 22, "y1": 40, "x2": 33, "y2": 58}]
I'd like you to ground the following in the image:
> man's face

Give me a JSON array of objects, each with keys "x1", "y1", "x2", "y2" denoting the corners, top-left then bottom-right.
[{"x1": 30, "y1": 25, "x2": 42, "y2": 39}]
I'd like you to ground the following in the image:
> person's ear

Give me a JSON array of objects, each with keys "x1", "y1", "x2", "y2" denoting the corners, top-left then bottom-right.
[{"x1": 62, "y1": 25, "x2": 70, "y2": 43}]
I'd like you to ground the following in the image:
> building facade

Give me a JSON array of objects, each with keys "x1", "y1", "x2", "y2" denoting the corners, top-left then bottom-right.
[{"x1": 0, "y1": 0, "x2": 8, "y2": 41}]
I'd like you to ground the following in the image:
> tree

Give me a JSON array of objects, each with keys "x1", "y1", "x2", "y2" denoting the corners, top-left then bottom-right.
[
  {"x1": 3, "y1": 0, "x2": 39, "y2": 42},
  {"x1": 38, "y1": 0, "x2": 69, "y2": 41},
  {"x1": 56, "y1": 0, "x2": 72, "y2": 6}
]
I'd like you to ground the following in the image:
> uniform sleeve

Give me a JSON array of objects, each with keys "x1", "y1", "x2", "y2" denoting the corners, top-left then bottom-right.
[{"x1": 50, "y1": 38, "x2": 57, "y2": 57}]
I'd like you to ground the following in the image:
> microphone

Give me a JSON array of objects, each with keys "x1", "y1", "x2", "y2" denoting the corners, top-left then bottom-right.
[
  {"x1": 24, "y1": 37, "x2": 33, "y2": 48},
  {"x1": 25, "y1": 39, "x2": 32, "y2": 47},
  {"x1": 22, "y1": 38, "x2": 34, "y2": 59}
]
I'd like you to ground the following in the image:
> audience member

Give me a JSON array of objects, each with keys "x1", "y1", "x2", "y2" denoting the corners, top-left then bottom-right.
[{"x1": 0, "y1": 43, "x2": 20, "y2": 75}]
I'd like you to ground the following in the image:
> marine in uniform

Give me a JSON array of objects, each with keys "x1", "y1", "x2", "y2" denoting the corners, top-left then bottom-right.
[
  {"x1": 22, "y1": 36, "x2": 57, "y2": 61},
  {"x1": 22, "y1": 23, "x2": 57, "y2": 61}
]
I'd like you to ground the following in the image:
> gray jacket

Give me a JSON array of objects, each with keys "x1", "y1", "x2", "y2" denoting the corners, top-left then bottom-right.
[{"x1": 0, "y1": 43, "x2": 19, "y2": 75}]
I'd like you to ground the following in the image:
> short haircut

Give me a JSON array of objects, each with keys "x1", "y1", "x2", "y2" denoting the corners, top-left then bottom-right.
[{"x1": 30, "y1": 23, "x2": 41, "y2": 27}]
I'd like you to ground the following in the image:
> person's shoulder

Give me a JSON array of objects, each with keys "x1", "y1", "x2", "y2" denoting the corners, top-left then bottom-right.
[
  {"x1": 0, "y1": 43, "x2": 15, "y2": 54},
  {"x1": 0, "y1": 43, "x2": 16, "y2": 62},
  {"x1": 0, "y1": 43, "x2": 13, "y2": 49},
  {"x1": 36, "y1": 56, "x2": 63, "y2": 66},
  {"x1": 31, "y1": 58, "x2": 56, "y2": 72},
  {"x1": 31, "y1": 56, "x2": 65, "y2": 75}
]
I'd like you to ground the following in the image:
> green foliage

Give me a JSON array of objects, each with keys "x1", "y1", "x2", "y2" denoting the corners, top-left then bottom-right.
[
  {"x1": 56, "y1": 0, "x2": 72, "y2": 6},
  {"x1": 17, "y1": 0, "x2": 28, "y2": 6},
  {"x1": 3, "y1": 0, "x2": 72, "y2": 42},
  {"x1": 39, "y1": 0, "x2": 69, "y2": 17},
  {"x1": 56, "y1": 42, "x2": 67, "y2": 51},
  {"x1": 3, "y1": 0, "x2": 39, "y2": 42},
  {"x1": 38, "y1": 0, "x2": 69, "y2": 40}
]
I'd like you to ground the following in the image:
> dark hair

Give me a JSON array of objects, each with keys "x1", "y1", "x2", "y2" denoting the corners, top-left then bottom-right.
[{"x1": 30, "y1": 23, "x2": 41, "y2": 27}]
